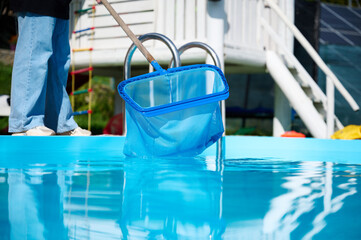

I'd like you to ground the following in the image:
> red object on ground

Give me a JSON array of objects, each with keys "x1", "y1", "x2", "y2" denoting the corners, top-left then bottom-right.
[
  {"x1": 281, "y1": 131, "x2": 306, "y2": 138},
  {"x1": 103, "y1": 113, "x2": 123, "y2": 135}
]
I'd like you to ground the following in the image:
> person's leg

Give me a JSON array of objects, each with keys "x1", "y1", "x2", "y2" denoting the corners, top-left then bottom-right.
[
  {"x1": 9, "y1": 13, "x2": 55, "y2": 133},
  {"x1": 44, "y1": 17, "x2": 78, "y2": 133}
]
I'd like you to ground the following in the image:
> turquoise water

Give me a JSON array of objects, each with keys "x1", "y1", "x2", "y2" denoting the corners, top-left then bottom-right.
[{"x1": 0, "y1": 136, "x2": 361, "y2": 239}]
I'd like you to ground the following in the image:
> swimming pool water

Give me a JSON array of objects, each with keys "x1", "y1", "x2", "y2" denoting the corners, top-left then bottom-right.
[{"x1": 0, "y1": 136, "x2": 360, "y2": 239}]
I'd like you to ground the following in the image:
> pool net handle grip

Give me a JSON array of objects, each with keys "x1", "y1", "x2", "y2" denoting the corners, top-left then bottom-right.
[{"x1": 100, "y1": 0, "x2": 156, "y2": 64}]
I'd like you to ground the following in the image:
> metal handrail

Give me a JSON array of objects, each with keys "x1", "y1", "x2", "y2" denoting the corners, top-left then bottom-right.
[
  {"x1": 122, "y1": 33, "x2": 181, "y2": 135},
  {"x1": 124, "y1": 32, "x2": 181, "y2": 80},
  {"x1": 264, "y1": 0, "x2": 359, "y2": 112},
  {"x1": 173, "y1": 42, "x2": 225, "y2": 159},
  {"x1": 169, "y1": 42, "x2": 221, "y2": 68}
]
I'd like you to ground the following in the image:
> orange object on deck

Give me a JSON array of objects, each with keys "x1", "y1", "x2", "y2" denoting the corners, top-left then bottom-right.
[{"x1": 281, "y1": 131, "x2": 306, "y2": 138}]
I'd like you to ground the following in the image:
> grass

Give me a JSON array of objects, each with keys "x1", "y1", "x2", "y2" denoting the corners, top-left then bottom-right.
[
  {"x1": 0, "y1": 62, "x2": 11, "y2": 134},
  {"x1": 73, "y1": 76, "x2": 114, "y2": 135},
  {"x1": 0, "y1": 62, "x2": 12, "y2": 94}
]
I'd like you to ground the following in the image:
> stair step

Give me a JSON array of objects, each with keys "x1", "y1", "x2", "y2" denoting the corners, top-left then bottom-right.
[
  {"x1": 301, "y1": 85, "x2": 322, "y2": 103},
  {"x1": 290, "y1": 69, "x2": 310, "y2": 87}
]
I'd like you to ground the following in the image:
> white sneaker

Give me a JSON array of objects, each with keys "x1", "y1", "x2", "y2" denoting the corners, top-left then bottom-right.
[
  {"x1": 58, "y1": 127, "x2": 91, "y2": 136},
  {"x1": 12, "y1": 126, "x2": 56, "y2": 136}
]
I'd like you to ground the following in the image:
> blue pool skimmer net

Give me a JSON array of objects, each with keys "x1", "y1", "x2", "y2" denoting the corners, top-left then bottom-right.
[{"x1": 101, "y1": 0, "x2": 229, "y2": 157}]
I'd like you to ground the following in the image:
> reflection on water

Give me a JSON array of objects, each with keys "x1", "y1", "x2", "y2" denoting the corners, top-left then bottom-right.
[{"x1": 0, "y1": 157, "x2": 361, "y2": 239}]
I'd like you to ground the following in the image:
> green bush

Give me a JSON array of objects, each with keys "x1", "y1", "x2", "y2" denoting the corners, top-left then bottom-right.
[
  {"x1": 0, "y1": 62, "x2": 12, "y2": 94},
  {"x1": 73, "y1": 76, "x2": 114, "y2": 135},
  {"x1": 0, "y1": 63, "x2": 11, "y2": 134}
]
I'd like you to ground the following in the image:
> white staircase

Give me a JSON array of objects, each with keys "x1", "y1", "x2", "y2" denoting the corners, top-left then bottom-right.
[
  {"x1": 266, "y1": 51, "x2": 328, "y2": 138},
  {"x1": 261, "y1": 0, "x2": 359, "y2": 138}
]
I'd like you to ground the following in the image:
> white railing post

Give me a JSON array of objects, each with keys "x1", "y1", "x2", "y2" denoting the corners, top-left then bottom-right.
[
  {"x1": 273, "y1": 85, "x2": 292, "y2": 137},
  {"x1": 326, "y1": 76, "x2": 335, "y2": 138}
]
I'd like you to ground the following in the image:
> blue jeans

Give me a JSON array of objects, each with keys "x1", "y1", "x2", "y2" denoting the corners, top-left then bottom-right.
[{"x1": 9, "y1": 12, "x2": 78, "y2": 133}]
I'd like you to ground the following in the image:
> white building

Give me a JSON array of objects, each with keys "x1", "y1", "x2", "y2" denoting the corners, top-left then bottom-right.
[{"x1": 70, "y1": 0, "x2": 359, "y2": 138}]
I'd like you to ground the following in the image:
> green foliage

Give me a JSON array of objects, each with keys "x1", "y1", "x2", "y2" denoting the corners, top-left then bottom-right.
[
  {"x1": 0, "y1": 117, "x2": 8, "y2": 134},
  {"x1": 0, "y1": 62, "x2": 12, "y2": 95},
  {"x1": 0, "y1": 63, "x2": 11, "y2": 134},
  {"x1": 73, "y1": 76, "x2": 114, "y2": 135}
]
